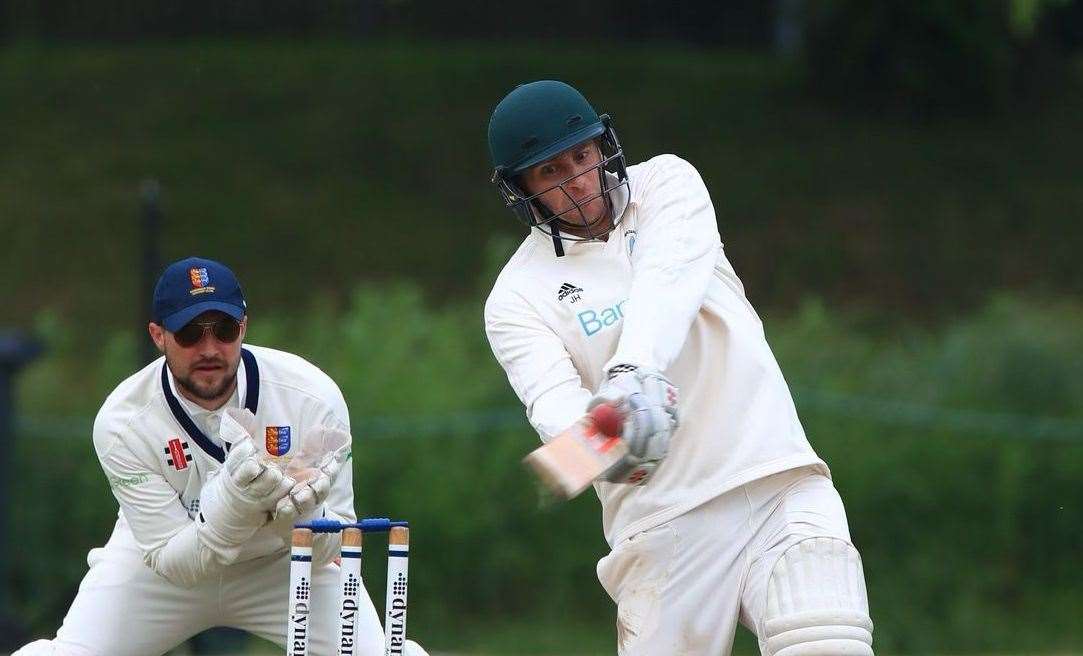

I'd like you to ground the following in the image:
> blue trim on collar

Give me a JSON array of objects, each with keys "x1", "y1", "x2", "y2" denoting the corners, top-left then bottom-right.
[
  {"x1": 161, "y1": 347, "x2": 260, "y2": 464},
  {"x1": 241, "y1": 348, "x2": 259, "y2": 415}
]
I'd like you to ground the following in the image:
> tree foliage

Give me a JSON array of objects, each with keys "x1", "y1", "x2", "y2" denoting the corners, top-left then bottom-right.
[
  {"x1": 13, "y1": 288, "x2": 1083, "y2": 652},
  {"x1": 802, "y1": 0, "x2": 1079, "y2": 116}
]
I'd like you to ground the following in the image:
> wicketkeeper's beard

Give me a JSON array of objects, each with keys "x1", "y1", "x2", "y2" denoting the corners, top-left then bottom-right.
[{"x1": 170, "y1": 356, "x2": 240, "y2": 402}]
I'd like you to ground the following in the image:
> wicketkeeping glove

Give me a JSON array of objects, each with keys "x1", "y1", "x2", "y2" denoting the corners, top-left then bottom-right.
[
  {"x1": 271, "y1": 425, "x2": 351, "y2": 525},
  {"x1": 197, "y1": 409, "x2": 295, "y2": 560},
  {"x1": 587, "y1": 365, "x2": 679, "y2": 484}
]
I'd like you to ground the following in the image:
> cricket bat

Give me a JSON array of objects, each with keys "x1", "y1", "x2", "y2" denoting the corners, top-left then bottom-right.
[{"x1": 523, "y1": 403, "x2": 626, "y2": 499}]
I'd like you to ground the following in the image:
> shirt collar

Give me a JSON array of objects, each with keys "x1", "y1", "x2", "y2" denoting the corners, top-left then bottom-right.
[{"x1": 166, "y1": 354, "x2": 248, "y2": 417}]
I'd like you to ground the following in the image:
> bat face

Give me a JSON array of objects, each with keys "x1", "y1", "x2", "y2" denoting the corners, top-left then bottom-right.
[{"x1": 522, "y1": 406, "x2": 628, "y2": 499}]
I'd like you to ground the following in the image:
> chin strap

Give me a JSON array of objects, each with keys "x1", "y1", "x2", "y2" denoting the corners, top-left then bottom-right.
[
  {"x1": 550, "y1": 225, "x2": 565, "y2": 257},
  {"x1": 530, "y1": 197, "x2": 566, "y2": 257}
]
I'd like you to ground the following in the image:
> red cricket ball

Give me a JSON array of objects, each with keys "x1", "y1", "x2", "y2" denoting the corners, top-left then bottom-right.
[{"x1": 590, "y1": 403, "x2": 623, "y2": 437}]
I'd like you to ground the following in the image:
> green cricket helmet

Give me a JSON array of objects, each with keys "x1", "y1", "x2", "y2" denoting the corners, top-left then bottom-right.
[{"x1": 488, "y1": 80, "x2": 628, "y2": 254}]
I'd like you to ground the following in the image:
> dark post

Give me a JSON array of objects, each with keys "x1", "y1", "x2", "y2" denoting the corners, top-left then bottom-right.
[
  {"x1": 0, "y1": 331, "x2": 45, "y2": 650},
  {"x1": 774, "y1": 0, "x2": 804, "y2": 57},
  {"x1": 140, "y1": 179, "x2": 162, "y2": 364}
]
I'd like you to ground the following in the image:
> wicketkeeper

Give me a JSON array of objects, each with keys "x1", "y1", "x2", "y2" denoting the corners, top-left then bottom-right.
[
  {"x1": 15, "y1": 257, "x2": 427, "y2": 656},
  {"x1": 485, "y1": 81, "x2": 874, "y2": 655}
]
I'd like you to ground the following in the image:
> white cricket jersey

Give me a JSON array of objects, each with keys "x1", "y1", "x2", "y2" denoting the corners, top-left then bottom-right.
[
  {"x1": 92, "y1": 344, "x2": 356, "y2": 582},
  {"x1": 485, "y1": 154, "x2": 827, "y2": 547}
]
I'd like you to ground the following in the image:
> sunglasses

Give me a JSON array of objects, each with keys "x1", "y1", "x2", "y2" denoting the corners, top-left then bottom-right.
[{"x1": 172, "y1": 317, "x2": 242, "y2": 348}]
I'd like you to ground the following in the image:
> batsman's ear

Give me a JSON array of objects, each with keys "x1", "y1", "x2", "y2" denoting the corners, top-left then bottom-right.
[{"x1": 148, "y1": 322, "x2": 166, "y2": 353}]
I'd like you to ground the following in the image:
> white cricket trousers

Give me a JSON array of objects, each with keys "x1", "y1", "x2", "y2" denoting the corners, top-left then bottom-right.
[
  {"x1": 14, "y1": 534, "x2": 384, "y2": 656},
  {"x1": 596, "y1": 466, "x2": 871, "y2": 655}
]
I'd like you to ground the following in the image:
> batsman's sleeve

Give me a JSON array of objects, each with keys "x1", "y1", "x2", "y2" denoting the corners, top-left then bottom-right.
[
  {"x1": 93, "y1": 415, "x2": 221, "y2": 587},
  {"x1": 605, "y1": 155, "x2": 721, "y2": 373},
  {"x1": 485, "y1": 290, "x2": 592, "y2": 442}
]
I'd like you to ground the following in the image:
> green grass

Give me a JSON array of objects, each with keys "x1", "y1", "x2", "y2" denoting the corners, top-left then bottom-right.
[{"x1": 185, "y1": 617, "x2": 762, "y2": 655}]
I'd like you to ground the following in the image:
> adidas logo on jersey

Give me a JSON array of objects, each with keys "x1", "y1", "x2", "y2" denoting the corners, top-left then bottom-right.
[{"x1": 557, "y1": 282, "x2": 583, "y2": 303}]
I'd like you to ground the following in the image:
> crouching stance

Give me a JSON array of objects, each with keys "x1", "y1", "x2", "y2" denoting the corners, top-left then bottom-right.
[
  {"x1": 15, "y1": 257, "x2": 427, "y2": 656},
  {"x1": 484, "y1": 81, "x2": 873, "y2": 655}
]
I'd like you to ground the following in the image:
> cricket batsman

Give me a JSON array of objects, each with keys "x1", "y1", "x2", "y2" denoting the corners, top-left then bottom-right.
[
  {"x1": 15, "y1": 257, "x2": 427, "y2": 656},
  {"x1": 484, "y1": 81, "x2": 874, "y2": 655}
]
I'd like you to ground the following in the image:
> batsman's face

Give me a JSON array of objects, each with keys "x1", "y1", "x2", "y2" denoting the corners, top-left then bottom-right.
[
  {"x1": 520, "y1": 140, "x2": 610, "y2": 238},
  {"x1": 149, "y1": 311, "x2": 247, "y2": 410}
]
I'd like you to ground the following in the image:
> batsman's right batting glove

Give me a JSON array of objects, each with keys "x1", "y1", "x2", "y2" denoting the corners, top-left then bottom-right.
[{"x1": 588, "y1": 365, "x2": 679, "y2": 485}]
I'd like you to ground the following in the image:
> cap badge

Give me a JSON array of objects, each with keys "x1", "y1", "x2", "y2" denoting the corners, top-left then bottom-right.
[{"x1": 188, "y1": 267, "x2": 216, "y2": 296}]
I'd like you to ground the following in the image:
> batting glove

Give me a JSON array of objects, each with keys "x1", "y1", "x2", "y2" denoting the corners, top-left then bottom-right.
[{"x1": 588, "y1": 365, "x2": 679, "y2": 483}]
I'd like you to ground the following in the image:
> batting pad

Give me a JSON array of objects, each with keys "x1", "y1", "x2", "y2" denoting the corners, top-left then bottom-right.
[{"x1": 763, "y1": 537, "x2": 874, "y2": 656}]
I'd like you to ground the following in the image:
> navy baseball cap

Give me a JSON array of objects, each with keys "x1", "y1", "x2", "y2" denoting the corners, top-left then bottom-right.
[{"x1": 152, "y1": 257, "x2": 247, "y2": 332}]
